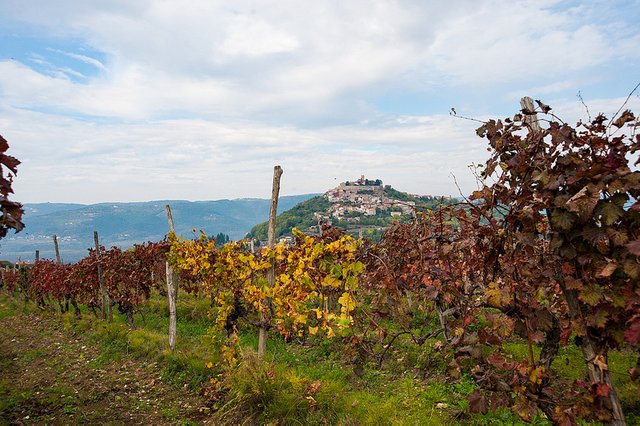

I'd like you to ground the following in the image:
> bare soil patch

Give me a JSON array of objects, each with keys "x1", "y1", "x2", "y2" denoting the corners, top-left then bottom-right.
[{"x1": 0, "y1": 305, "x2": 211, "y2": 425}]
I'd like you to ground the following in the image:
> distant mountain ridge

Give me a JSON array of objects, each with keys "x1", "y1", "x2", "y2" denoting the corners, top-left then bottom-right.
[{"x1": 1, "y1": 195, "x2": 318, "y2": 263}]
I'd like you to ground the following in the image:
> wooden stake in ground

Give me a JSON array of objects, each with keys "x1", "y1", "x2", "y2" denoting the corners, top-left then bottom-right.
[
  {"x1": 53, "y1": 235, "x2": 81, "y2": 318},
  {"x1": 520, "y1": 96, "x2": 542, "y2": 133},
  {"x1": 53, "y1": 235, "x2": 61, "y2": 264},
  {"x1": 94, "y1": 231, "x2": 110, "y2": 321},
  {"x1": 258, "y1": 165, "x2": 283, "y2": 357},
  {"x1": 165, "y1": 204, "x2": 178, "y2": 351},
  {"x1": 34, "y1": 250, "x2": 44, "y2": 309},
  {"x1": 519, "y1": 96, "x2": 626, "y2": 425},
  {"x1": 53, "y1": 235, "x2": 64, "y2": 309}
]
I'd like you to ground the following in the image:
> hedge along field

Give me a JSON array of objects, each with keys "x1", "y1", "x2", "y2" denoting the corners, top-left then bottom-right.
[{"x1": 1, "y1": 99, "x2": 640, "y2": 425}]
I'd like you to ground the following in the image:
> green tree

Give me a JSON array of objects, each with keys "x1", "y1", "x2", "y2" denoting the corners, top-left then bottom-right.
[{"x1": 213, "y1": 232, "x2": 230, "y2": 246}]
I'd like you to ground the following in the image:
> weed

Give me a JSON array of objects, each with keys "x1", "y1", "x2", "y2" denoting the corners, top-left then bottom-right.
[
  {"x1": 20, "y1": 348, "x2": 47, "y2": 363},
  {"x1": 161, "y1": 351, "x2": 210, "y2": 389},
  {"x1": 160, "y1": 406, "x2": 179, "y2": 420},
  {"x1": 128, "y1": 328, "x2": 166, "y2": 359},
  {"x1": 63, "y1": 403, "x2": 78, "y2": 414},
  {"x1": 0, "y1": 299, "x2": 18, "y2": 320}
]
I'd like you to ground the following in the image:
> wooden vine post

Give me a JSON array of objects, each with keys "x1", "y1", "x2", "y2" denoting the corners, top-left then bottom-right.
[
  {"x1": 518, "y1": 96, "x2": 626, "y2": 424},
  {"x1": 53, "y1": 234, "x2": 61, "y2": 264},
  {"x1": 520, "y1": 96, "x2": 542, "y2": 132},
  {"x1": 55, "y1": 235, "x2": 81, "y2": 318},
  {"x1": 94, "y1": 231, "x2": 110, "y2": 321},
  {"x1": 258, "y1": 165, "x2": 283, "y2": 357},
  {"x1": 32, "y1": 250, "x2": 42, "y2": 309},
  {"x1": 165, "y1": 204, "x2": 178, "y2": 351},
  {"x1": 52, "y1": 234, "x2": 62, "y2": 307}
]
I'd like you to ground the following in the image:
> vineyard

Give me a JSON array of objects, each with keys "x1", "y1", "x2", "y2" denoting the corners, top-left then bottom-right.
[{"x1": 1, "y1": 100, "x2": 640, "y2": 425}]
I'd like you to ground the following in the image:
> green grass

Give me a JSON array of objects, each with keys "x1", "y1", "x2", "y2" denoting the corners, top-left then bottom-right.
[
  {"x1": 2, "y1": 289, "x2": 639, "y2": 425},
  {"x1": 211, "y1": 346, "x2": 453, "y2": 425},
  {"x1": 20, "y1": 348, "x2": 47, "y2": 363},
  {"x1": 503, "y1": 341, "x2": 640, "y2": 422},
  {"x1": 0, "y1": 298, "x2": 17, "y2": 320},
  {"x1": 160, "y1": 405, "x2": 179, "y2": 420},
  {"x1": 62, "y1": 304, "x2": 215, "y2": 390},
  {"x1": 0, "y1": 295, "x2": 37, "y2": 319}
]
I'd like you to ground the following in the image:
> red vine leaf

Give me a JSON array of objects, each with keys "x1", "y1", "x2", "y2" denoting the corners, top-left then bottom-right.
[
  {"x1": 535, "y1": 100, "x2": 552, "y2": 113},
  {"x1": 624, "y1": 315, "x2": 640, "y2": 343},
  {"x1": 595, "y1": 383, "x2": 612, "y2": 397},
  {"x1": 468, "y1": 390, "x2": 488, "y2": 414},
  {"x1": 597, "y1": 262, "x2": 618, "y2": 278},
  {"x1": 626, "y1": 238, "x2": 640, "y2": 256},
  {"x1": 612, "y1": 110, "x2": 635, "y2": 128}
]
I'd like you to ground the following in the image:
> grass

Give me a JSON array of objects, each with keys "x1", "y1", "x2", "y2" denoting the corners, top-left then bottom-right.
[
  {"x1": 160, "y1": 405, "x2": 179, "y2": 420},
  {"x1": 20, "y1": 348, "x2": 47, "y2": 363},
  {"x1": 50, "y1": 292, "x2": 460, "y2": 424},
  {"x1": 61, "y1": 309, "x2": 212, "y2": 390},
  {"x1": 2, "y1": 289, "x2": 639, "y2": 425},
  {"x1": 0, "y1": 293, "x2": 36, "y2": 319}
]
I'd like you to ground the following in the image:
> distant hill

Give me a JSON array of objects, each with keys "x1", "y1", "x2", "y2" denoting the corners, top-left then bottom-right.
[
  {"x1": 249, "y1": 177, "x2": 452, "y2": 241},
  {"x1": 0, "y1": 195, "x2": 317, "y2": 263},
  {"x1": 249, "y1": 196, "x2": 333, "y2": 240}
]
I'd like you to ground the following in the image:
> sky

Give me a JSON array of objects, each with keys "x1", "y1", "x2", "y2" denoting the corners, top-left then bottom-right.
[{"x1": 0, "y1": 0, "x2": 639, "y2": 204}]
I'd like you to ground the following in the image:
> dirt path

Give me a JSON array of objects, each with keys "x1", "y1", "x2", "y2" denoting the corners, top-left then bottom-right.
[{"x1": 0, "y1": 304, "x2": 211, "y2": 425}]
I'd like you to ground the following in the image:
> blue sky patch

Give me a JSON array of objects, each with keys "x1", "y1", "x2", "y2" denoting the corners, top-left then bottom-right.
[{"x1": 0, "y1": 31, "x2": 107, "y2": 83}]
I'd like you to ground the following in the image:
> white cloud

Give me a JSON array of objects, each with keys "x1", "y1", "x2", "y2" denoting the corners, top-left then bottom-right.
[
  {"x1": 3, "y1": 1, "x2": 637, "y2": 120},
  {"x1": 47, "y1": 48, "x2": 107, "y2": 71},
  {"x1": 425, "y1": 4, "x2": 617, "y2": 86},
  {"x1": 2, "y1": 101, "x2": 484, "y2": 203},
  {"x1": 218, "y1": 15, "x2": 299, "y2": 57},
  {"x1": 0, "y1": 1, "x2": 638, "y2": 203}
]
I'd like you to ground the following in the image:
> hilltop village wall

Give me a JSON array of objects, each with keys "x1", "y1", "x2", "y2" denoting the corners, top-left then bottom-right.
[{"x1": 321, "y1": 175, "x2": 415, "y2": 222}]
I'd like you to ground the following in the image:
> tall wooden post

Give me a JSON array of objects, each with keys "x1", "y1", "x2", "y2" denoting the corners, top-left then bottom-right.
[
  {"x1": 520, "y1": 96, "x2": 542, "y2": 133},
  {"x1": 258, "y1": 165, "x2": 283, "y2": 357},
  {"x1": 94, "y1": 231, "x2": 109, "y2": 321},
  {"x1": 165, "y1": 204, "x2": 178, "y2": 351},
  {"x1": 53, "y1": 235, "x2": 61, "y2": 264}
]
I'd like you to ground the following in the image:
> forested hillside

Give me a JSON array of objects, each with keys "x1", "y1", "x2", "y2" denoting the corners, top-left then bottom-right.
[{"x1": 249, "y1": 186, "x2": 452, "y2": 241}]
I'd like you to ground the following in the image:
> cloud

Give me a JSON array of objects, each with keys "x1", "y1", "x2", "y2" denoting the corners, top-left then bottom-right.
[
  {"x1": 46, "y1": 48, "x2": 107, "y2": 71},
  {"x1": 425, "y1": 8, "x2": 612, "y2": 85},
  {"x1": 26, "y1": 53, "x2": 87, "y2": 79},
  {"x1": 0, "y1": 1, "x2": 638, "y2": 203},
  {"x1": 218, "y1": 15, "x2": 299, "y2": 58},
  {"x1": 2, "y1": 100, "x2": 484, "y2": 203},
  {"x1": 2, "y1": 1, "x2": 637, "y2": 121}
]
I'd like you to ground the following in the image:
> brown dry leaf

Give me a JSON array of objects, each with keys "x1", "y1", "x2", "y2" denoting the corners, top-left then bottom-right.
[
  {"x1": 593, "y1": 354, "x2": 609, "y2": 372},
  {"x1": 597, "y1": 262, "x2": 618, "y2": 278},
  {"x1": 307, "y1": 380, "x2": 321, "y2": 395}
]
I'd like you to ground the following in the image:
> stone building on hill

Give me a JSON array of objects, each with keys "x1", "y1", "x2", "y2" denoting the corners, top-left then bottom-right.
[{"x1": 323, "y1": 176, "x2": 415, "y2": 221}]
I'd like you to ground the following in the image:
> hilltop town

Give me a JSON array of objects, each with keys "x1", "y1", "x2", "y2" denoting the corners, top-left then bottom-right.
[
  {"x1": 249, "y1": 176, "x2": 452, "y2": 242},
  {"x1": 316, "y1": 175, "x2": 416, "y2": 225}
]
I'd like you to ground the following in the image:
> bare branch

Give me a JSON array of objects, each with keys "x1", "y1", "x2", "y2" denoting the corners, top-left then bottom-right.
[
  {"x1": 450, "y1": 108, "x2": 487, "y2": 124},
  {"x1": 577, "y1": 91, "x2": 592, "y2": 122},
  {"x1": 607, "y1": 81, "x2": 640, "y2": 133}
]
